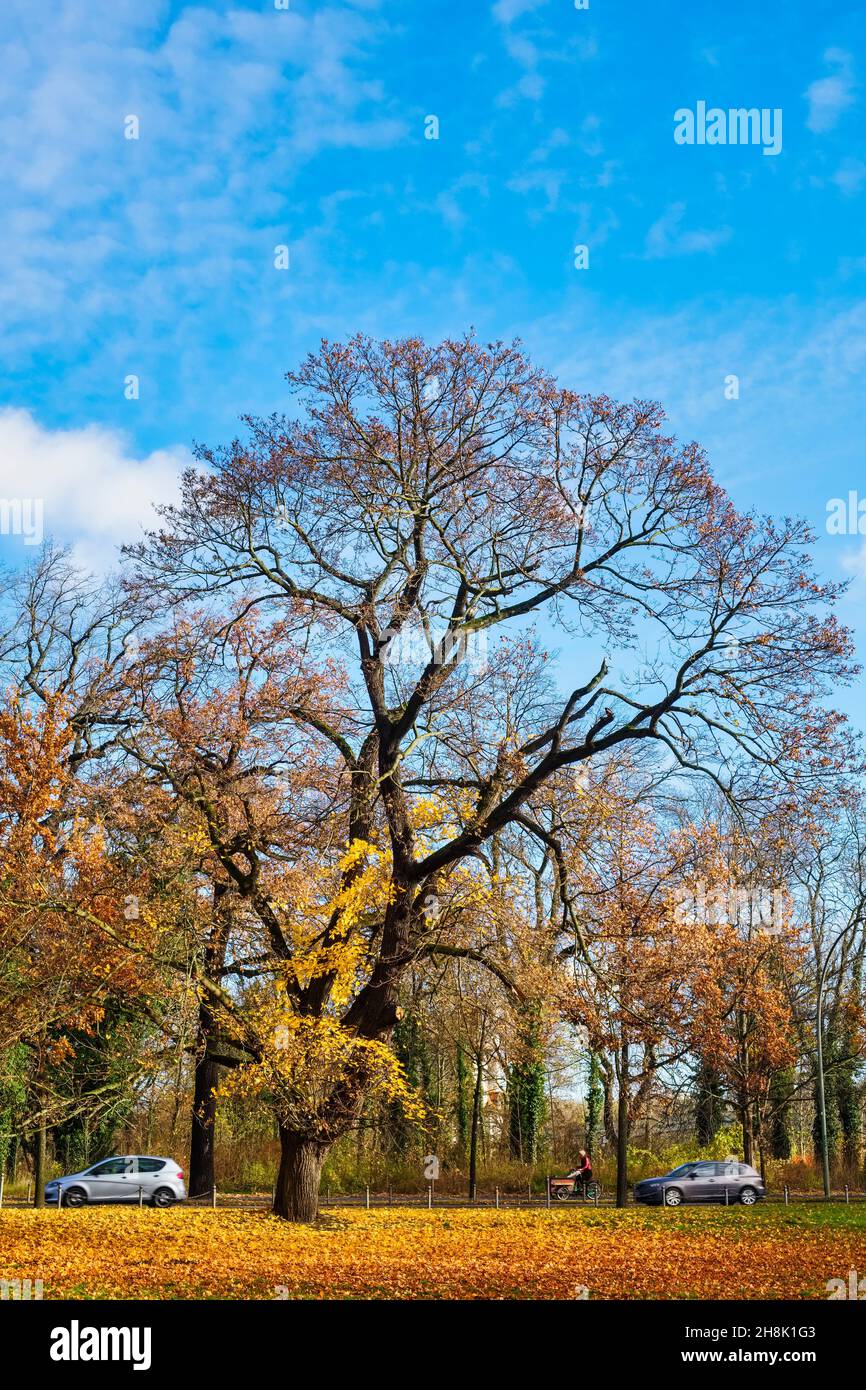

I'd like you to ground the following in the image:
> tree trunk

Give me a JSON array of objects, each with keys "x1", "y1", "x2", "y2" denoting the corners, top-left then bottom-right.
[
  {"x1": 740, "y1": 1088, "x2": 754, "y2": 1166},
  {"x1": 695, "y1": 1064, "x2": 724, "y2": 1147},
  {"x1": 188, "y1": 884, "x2": 230, "y2": 1197},
  {"x1": 616, "y1": 1037, "x2": 629, "y2": 1208},
  {"x1": 585, "y1": 1050, "x2": 602, "y2": 1154},
  {"x1": 456, "y1": 1043, "x2": 469, "y2": 1158},
  {"x1": 739, "y1": 1022, "x2": 754, "y2": 1167},
  {"x1": 273, "y1": 1127, "x2": 327, "y2": 1222},
  {"x1": 189, "y1": 1038, "x2": 220, "y2": 1198},
  {"x1": 34, "y1": 1117, "x2": 46, "y2": 1209},
  {"x1": 468, "y1": 1045, "x2": 484, "y2": 1201}
]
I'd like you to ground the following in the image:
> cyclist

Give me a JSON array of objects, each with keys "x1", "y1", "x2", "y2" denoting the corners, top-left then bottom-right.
[{"x1": 567, "y1": 1149, "x2": 593, "y2": 1197}]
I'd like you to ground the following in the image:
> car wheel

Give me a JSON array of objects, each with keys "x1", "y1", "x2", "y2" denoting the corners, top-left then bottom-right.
[
  {"x1": 63, "y1": 1186, "x2": 87, "y2": 1208},
  {"x1": 663, "y1": 1186, "x2": 683, "y2": 1207},
  {"x1": 151, "y1": 1187, "x2": 176, "y2": 1208},
  {"x1": 739, "y1": 1186, "x2": 758, "y2": 1206}
]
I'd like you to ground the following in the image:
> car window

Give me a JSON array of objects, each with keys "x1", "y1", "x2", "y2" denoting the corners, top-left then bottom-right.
[
  {"x1": 136, "y1": 1159, "x2": 166, "y2": 1173},
  {"x1": 737, "y1": 1164, "x2": 755, "y2": 1176},
  {"x1": 87, "y1": 1158, "x2": 127, "y2": 1176},
  {"x1": 667, "y1": 1164, "x2": 696, "y2": 1179},
  {"x1": 715, "y1": 1161, "x2": 739, "y2": 1177}
]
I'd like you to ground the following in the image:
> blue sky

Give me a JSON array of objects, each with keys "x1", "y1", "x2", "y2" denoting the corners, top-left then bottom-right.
[{"x1": 1, "y1": 0, "x2": 865, "y2": 713}]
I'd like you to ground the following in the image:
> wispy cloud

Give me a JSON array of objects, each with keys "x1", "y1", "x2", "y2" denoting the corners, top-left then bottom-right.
[
  {"x1": 492, "y1": 0, "x2": 548, "y2": 24},
  {"x1": 840, "y1": 545, "x2": 866, "y2": 582},
  {"x1": 643, "y1": 203, "x2": 731, "y2": 259},
  {"x1": 435, "y1": 172, "x2": 490, "y2": 228},
  {"x1": 805, "y1": 48, "x2": 857, "y2": 133},
  {"x1": 832, "y1": 159, "x2": 866, "y2": 196},
  {"x1": 0, "y1": 1, "x2": 405, "y2": 361},
  {"x1": 491, "y1": 0, "x2": 595, "y2": 106}
]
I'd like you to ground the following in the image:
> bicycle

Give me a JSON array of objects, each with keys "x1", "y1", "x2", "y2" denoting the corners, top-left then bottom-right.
[{"x1": 550, "y1": 1176, "x2": 603, "y2": 1203}]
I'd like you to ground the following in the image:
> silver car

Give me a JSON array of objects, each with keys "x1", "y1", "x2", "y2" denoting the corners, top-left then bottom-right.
[{"x1": 44, "y1": 1155, "x2": 186, "y2": 1208}]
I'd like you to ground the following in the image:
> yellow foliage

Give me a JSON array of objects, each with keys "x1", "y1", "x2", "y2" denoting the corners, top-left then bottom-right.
[{"x1": 215, "y1": 1009, "x2": 425, "y2": 1136}]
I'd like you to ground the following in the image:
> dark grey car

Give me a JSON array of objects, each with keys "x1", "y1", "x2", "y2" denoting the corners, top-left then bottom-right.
[{"x1": 634, "y1": 1160, "x2": 764, "y2": 1207}]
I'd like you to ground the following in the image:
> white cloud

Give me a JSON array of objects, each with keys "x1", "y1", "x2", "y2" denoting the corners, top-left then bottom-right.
[
  {"x1": 0, "y1": 408, "x2": 185, "y2": 572},
  {"x1": 644, "y1": 203, "x2": 731, "y2": 259},
  {"x1": 832, "y1": 159, "x2": 866, "y2": 196},
  {"x1": 840, "y1": 545, "x2": 866, "y2": 582},
  {"x1": 492, "y1": 0, "x2": 594, "y2": 107},
  {"x1": 507, "y1": 166, "x2": 568, "y2": 213},
  {"x1": 492, "y1": 0, "x2": 548, "y2": 23},
  {"x1": 805, "y1": 48, "x2": 857, "y2": 133}
]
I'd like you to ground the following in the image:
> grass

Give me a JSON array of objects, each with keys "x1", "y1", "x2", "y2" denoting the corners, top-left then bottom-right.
[{"x1": 2, "y1": 1202, "x2": 865, "y2": 1300}]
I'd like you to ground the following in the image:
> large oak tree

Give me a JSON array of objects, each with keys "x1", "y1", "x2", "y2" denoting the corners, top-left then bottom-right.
[{"x1": 112, "y1": 332, "x2": 856, "y2": 1219}]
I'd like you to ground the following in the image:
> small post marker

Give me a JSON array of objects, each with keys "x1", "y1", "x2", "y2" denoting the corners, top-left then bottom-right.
[
  {"x1": 211, "y1": 1185, "x2": 217, "y2": 1210},
  {"x1": 139, "y1": 1185, "x2": 143, "y2": 1207},
  {"x1": 495, "y1": 1186, "x2": 499, "y2": 1210},
  {"x1": 365, "y1": 1185, "x2": 370, "y2": 1210},
  {"x1": 423, "y1": 1155, "x2": 438, "y2": 1209}
]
